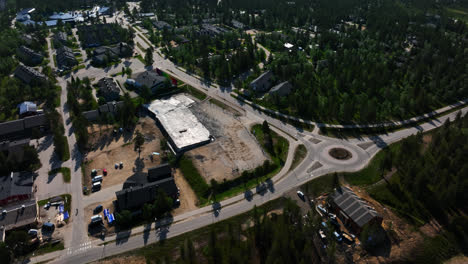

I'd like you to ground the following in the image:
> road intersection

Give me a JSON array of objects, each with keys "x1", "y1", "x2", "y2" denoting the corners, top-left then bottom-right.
[{"x1": 28, "y1": 11, "x2": 468, "y2": 264}]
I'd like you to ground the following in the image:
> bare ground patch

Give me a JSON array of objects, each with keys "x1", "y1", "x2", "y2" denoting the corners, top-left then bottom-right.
[
  {"x1": 172, "y1": 169, "x2": 199, "y2": 215},
  {"x1": 84, "y1": 117, "x2": 165, "y2": 190},
  {"x1": 85, "y1": 198, "x2": 116, "y2": 237},
  {"x1": 349, "y1": 186, "x2": 440, "y2": 263},
  {"x1": 188, "y1": 100, "x2": 267, "y2": 183}
]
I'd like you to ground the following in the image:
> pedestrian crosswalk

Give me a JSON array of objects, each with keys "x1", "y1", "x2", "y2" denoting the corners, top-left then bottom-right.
[{"x1": 67, "y1": 241, "x2": 92, "y2": 255}]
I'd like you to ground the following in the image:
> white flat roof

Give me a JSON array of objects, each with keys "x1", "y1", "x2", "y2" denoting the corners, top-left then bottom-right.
[{"x1": 145, "y1": 94, "x2": 210, "y2": 151}]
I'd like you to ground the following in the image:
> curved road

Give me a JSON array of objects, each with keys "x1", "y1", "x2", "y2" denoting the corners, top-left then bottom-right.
[{"x1": 28, "y1": 14, "x2": 468, "y2": 264}]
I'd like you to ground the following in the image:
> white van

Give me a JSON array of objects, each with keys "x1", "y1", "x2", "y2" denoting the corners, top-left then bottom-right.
[
  {"x1": 90, "y1": 214, "x2": 103, "y2": 224},
  {"x1": 92, "y1": 175, "x2": 103, "y2": 183},
  {"x1": 92, "y1": 182, "x2": 101, "y2": 191}
]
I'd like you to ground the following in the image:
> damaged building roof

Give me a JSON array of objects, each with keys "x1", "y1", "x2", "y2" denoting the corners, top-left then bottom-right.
[{"x1": 145, "y1": 94, "x2": 211, "y2": 152}]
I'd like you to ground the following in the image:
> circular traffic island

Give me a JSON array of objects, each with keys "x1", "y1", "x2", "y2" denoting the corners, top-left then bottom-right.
[{"x1": 329, "y1": 148, "x2": 352, "y2": 160}]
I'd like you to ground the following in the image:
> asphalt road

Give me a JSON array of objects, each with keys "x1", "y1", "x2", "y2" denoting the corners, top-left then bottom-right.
[{"x1": 27, "y1": 12, "x2": 468, "y2": 264}]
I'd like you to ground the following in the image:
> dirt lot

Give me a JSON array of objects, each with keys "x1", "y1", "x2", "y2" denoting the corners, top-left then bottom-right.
[
  {"x1": 189, "y1": 100, "x2": 268, "y2": 182},
  {"x1": 38, "y1": 203, "x2": 70, "y2": 243},
  {"x1": 349, "y1": 185, "x2": 440, "y2": 263},
  {"x1": 84, "y1": 117, "x2": 165, "y2": 190},
  {"x1": 172, "y1": 169, "x2": 198, "y2": 215},
  {"x1": 85, "y1": 198, "x2": 116, "y2": 237}
]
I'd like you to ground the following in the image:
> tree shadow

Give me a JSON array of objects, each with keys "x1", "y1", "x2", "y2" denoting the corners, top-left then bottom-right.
[
  {"x1": 134, "y1": 157, "x2": 145, "y2": 173},
  {"x1": 155, "y1": 215, "x2": 174, "y2": 242},
  {"x1": 255, "y1": 182, "x2": 268, "y2": 196},
  {"x1": 143, "y1": 223, "x2": 151, "y2": 245},
  {"x1": 212, "y1": 202, "x2": 221, "y2": 217},
  {"x1": 244, "y1": 189, "x2": 253, "y2": 201},
  {"x1": 115, "y1": 229, "x2": 132, "y2": 245},
  {"x1": 364, "y1": 226, "x2": 392, "y2": 258},
  {"x1": 37, "y1": 135, "x2": 54, "y2": 152},
  {"x1": 368, "y1": 135, "x2": 388, "y2": 149},
  {"x1": 265, "y1": 178, "x2": 275, "y2": 193}
]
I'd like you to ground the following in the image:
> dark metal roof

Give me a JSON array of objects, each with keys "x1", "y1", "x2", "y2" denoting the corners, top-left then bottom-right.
[
  {"x1": 134, "y1": 71, "x2": 166, "y2": 90},
  {"x1": 0, "y1": 199, "x2": 37, "y2": 231},
  {"x1": 23, "y1": 114, "x2": 47, "y2": 128},
  {"x1": 115, "y1": 177, "x2": 177, "y2": 210},
  {"x1": 14, "y1": 64, "x2": 46, "y2": 84},
  {"x1": 148, "y1": 163, "x2": 172, "y2": 182},
  {"x1": 331, "y1": 186, "x2": 381, "y2": 228},
  {"x1": 0, "y1": 119, "x2": 24, "y2": 136},
  {"x1": 0, "y1": 172, "x2": 34, "y2": 201}
]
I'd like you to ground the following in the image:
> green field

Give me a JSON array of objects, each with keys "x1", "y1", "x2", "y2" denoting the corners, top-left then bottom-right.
[
  {"x1": 178, "y1": 122, "x2": 289, "y2": 205},
  {"x1": 290, "y1": 144, "x2": 307, "y2": 171},
  {"x1": 446, "y1": 7, "x2": 468, "y2": 22},
  {"x1": 49, "y1": 167, "x2": 71, "y2": 183}
]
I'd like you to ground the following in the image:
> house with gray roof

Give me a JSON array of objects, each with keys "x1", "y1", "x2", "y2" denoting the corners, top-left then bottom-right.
[
  {"x1": 16, "y1": 46, "x2": 43, "y2": 66},
  {"x1": 197, "y1": 24, "x2": 229, "y2": 37},
  {"x1": 152, "y1": 20, "x2": 172, "y2": 30},
  {"x1": 269, "y1": 81, "x2": 293, "y2": 96},
  {"x1": 23, "y1": 114, "x2": 47, "y2": 128},
  {"x1": 0, "y1": 172, "x2": 34, "y2": 206},
  {"x1": 97, "y1": 78, "x2": 120, "y2": 102},
  {"x1": 250, "y1": 70, "x2": 273, "y2": 92},
  {"x1": 148, "y1": 163, "x2": 172, "y2": 182},
  {"x1": 116, "y1": 177, "x2": 178, "y2": 211},
  {"x1": 134, "y1": 71, "x2": 167, "y2": 93},
  {"x1": 53, "y1": 31, "x2": 68, "y2": 46},
  {"x1": 56, "y1": 46, "x2": 78, "y2": 69},
  {"x1": 14, "y1": 64, "x2": 47, "y2": 84},
  {"x1": 330, "y1": 186, "x2": 383, "y2": 234},
  {"x1": 231, "y1": 19, "x2": 246, "y2": 29},
  {"x1": 0, "y1": 199, "x2": 38, "y2": 242}
]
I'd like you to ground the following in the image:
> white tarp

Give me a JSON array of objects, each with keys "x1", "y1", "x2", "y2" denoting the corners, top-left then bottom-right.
[{"x1": 145, "y1": 94, "x2": 211, "y2": 151}]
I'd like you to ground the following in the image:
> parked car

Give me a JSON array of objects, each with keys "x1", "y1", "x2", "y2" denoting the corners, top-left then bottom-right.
[
  {"x1": 297, "y1": 191, "x2": 305, "y2": 201},
  {"x1": 92, "y1": 182, "x2": 101, "y2": 192},
  {"x1": 90, "y1": 215, "x2": 103, "y2": 225},
  {"x1": 317, "y1": 205, "x2": 327, "y2": 215},
  {"x1": 42, "y1": 222, "x2": 55, "y2": 232},
  {"x1": 28, "y1": 229, "x2": 38, "y2": 237},
  {"x1": 93, "y1": 205, "x2": 103, "y2": 214},
  {"x1": 92, "y1": 175, "x2": 103, "y2": 183},
  {"x1": 333, "y1": 231, "x2": 342, "y2": 242}
]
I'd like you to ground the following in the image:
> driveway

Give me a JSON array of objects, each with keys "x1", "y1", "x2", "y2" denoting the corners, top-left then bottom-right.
[{"x1": 31, "y1": 135, "x2": 72, "y2": 201}]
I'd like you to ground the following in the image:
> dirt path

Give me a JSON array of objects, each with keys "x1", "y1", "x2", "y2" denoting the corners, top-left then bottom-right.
[{"x1": 173, "y1": 169, "x2": 199, "y2": 213}]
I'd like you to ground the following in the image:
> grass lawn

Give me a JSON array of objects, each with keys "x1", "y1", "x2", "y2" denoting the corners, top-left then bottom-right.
[
  {"x1": 135, "y1": 54, "x2": 145, "y2": 64},
  {"x1": 251, "y1": 124, "x2": 289, "y2": 165},
  {"x1": 99, "y1": 198, "x2": 286, "y2": 262},
  {"x1": 38, "y1": 194, "x2": 72, "y2": 223},
  {"x1": 179, "y1": 122, "x2": 289, "y2": 206},
  {"x1": 49, "y1": 167, "x2": 71, "y2": 183},
  {"x1": 290, "y1": 144, "x2": 307, "y2": 171},
  {"x1": 182, "y1": 85, "x2": 207, "y2": 101},
  {"x1": 343, "y1": 142, "x2": 400, "y2": 186},
  {"x1": 139, "y1": 34, "x2": 152, "y2": 47},
  {"x1": 34, "y1": 242, "x2": 65, "y2": 255},
  {"x1": 178, "y1": 156, "x2": 210, "y2": 205},
  {"x1": 302, "y1": 173, "x2": 338, "y2": 197},
  {"x1": 136, "y1": 42, "x2": 146, "y2": 52},
  {"x1": 446, "y1": 7, "x2": 468, "y2": 23}
]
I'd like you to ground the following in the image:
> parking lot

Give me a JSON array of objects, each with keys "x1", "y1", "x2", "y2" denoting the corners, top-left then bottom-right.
[{"x1": 83, "y1": 117, "x2": 165, "y2": 192}]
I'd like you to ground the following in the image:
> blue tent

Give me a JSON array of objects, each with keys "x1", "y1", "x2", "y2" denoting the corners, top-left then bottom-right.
[
  {"x1": 59, "y1": 204, "x2": 64, "y2": 213},
  {"x1": 63, "y1": 211, "x2": 69, "y2": 220},
  {"x1": 103, "y1": 209, "x2": 109, "y2": 219},
  {"x1": 108, "y1": 214, "x2": 114, "y2": 224}
]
